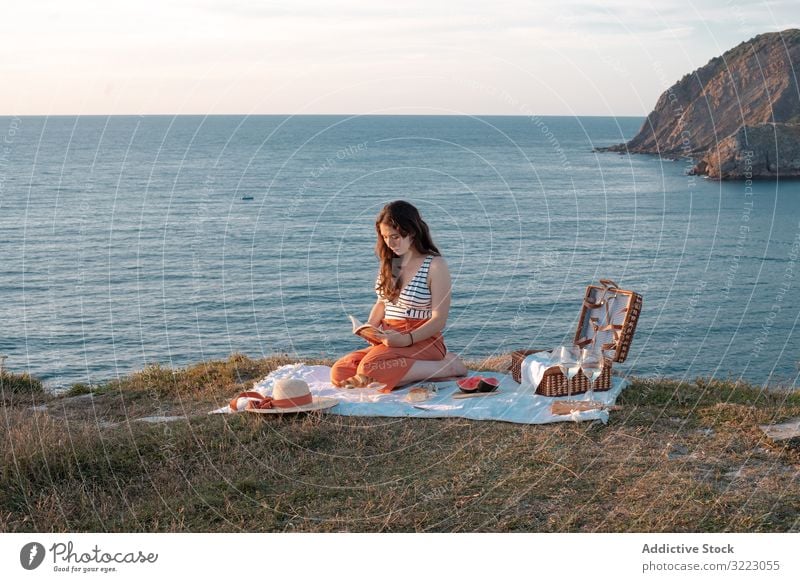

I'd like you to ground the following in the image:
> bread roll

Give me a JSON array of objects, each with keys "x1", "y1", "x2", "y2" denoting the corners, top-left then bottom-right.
[{"x1": 405, "y1": 387, "x2": 430, "y2": 402}]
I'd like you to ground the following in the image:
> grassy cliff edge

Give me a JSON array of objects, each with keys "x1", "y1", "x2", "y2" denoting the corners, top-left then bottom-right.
[{"x1": 2, "y1": 354, "x2": 798, "y2": 532}]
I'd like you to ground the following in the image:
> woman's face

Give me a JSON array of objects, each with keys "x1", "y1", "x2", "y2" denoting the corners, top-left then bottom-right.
[{"x1": 379, "y1": 223, "x2": 413, "y2": 256}]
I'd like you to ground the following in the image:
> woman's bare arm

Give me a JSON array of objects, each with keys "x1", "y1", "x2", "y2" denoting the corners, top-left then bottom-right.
[{"x1": 367, "y1": 299, "x2": 385, "y2": 327}]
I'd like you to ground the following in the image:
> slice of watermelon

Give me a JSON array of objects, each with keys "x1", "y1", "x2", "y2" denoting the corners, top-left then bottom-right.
[
  {"x1": 456, "y1": 376, "x2": 482, "y2": 392},
  {"x1": 477, "y1": 377, "x2": 500, "y2": 392}
]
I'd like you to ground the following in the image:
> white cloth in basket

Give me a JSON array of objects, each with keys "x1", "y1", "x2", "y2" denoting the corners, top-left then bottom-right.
[{"x1": 520, "y1": 351, "x2": 554, "y2": 390}]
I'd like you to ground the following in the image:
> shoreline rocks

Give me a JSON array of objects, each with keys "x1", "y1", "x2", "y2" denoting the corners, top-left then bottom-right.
[{"x1": 689, "y1": 123, "x2": 800, "y2": 179}]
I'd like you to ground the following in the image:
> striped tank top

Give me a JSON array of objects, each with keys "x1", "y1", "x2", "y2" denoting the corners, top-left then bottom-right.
[{"x1": 375, "y1": 255, "x2": 434, "y2": 320}]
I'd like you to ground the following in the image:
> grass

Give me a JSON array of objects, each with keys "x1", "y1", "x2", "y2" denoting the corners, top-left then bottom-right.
[
  {"x1": 1, "y1": 354, "x2": 799, "y2": 532},
  {"x1": 1, "y1": 369, "x2": 48, "y2": 409},
  {"x1": 1, "y1": 370, "x2": 44, "y2": 395}
]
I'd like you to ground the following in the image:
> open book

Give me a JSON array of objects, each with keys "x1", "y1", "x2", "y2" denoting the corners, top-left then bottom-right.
[{"x1": 348, "y1": 314, "x2": 387, "y2": 345}]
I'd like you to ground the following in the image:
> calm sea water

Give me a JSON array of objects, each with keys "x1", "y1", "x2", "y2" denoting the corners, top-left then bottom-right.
[{"x1": 1, "y1": 115, "x2": 798, "y2": 391}]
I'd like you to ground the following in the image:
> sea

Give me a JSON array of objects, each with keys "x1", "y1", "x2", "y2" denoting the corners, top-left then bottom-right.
[{"x1": 1, "y1": 115, "x2": 798, "y2": 391}]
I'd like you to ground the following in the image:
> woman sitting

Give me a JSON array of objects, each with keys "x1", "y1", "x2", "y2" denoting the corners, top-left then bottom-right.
[{"x1": 330, "y1": 200, "x2": 467, "y2": 390}]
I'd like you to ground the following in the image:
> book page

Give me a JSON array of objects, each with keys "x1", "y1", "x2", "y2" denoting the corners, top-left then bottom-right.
[
  {"x1": 357, "y1": 326, "x2": 386, "y2": 345},
  {"x1": 348, "y1": 314, "x2": 386, "y2": 344}
]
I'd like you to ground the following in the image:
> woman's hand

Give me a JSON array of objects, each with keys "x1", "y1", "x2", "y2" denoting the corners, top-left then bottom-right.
[{"x1": 381, "y1": 329, "x2": 412, "y2": 348}]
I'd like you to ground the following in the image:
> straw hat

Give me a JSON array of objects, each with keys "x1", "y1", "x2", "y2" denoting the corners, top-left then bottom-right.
[{"x1": 232, "y1": 378, "x2": 338, "y2": 414}]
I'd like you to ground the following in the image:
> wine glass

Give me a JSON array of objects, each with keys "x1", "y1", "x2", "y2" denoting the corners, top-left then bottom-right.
[
  {"x1": 579, "y1": 348, "x2": 604, "y2": 401},
  {"x1": 553, "y1": 346, "x2": 580, "y2": 400}
]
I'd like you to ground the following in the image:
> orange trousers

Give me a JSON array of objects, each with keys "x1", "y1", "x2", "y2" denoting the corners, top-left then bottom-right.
[{"x1": 330, "y1": 318, "x2": 447, "y2": 391}]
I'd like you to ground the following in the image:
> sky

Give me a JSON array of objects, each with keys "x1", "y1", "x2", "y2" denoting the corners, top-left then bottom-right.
[{"x1": 1, "y1": 0, "x2": 798, "y2": 116}]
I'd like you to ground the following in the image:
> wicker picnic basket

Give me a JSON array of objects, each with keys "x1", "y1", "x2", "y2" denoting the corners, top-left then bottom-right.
[
  {"x1": 510, "y1": 350, "x2": 614, "y2": 397},
  {"x1": 510, "y1": 279, "x2": 642, "y2": 397}
]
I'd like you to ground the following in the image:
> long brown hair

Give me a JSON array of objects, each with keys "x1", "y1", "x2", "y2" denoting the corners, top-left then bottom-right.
[{"x1": 375, "y1": 200, "x2": 441, "y2": 301}]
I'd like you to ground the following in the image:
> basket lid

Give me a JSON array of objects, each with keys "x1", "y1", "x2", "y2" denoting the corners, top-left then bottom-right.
[{"x1": 573, "y1": 279, "x2": 641, "y2": 363}]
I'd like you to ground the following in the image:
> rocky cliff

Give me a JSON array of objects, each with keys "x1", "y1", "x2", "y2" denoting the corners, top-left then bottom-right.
[
  {"x1": 599, "y1": 29, "x2": 800, "y2": 179},
  {"x1": 689, "y1": 123, "x2": 800, "y2": 179}
]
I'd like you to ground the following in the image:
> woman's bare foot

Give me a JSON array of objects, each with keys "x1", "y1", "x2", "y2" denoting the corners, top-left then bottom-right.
[
  {"x1": 336, "y1": 373, "x2": 376, "y2": 388},
  {"x1": 440, "y1": 353, "x2": 467, "y2": 377},
  {"x1": 395, "y1": 353, "x2": 468, "y2": 387}
]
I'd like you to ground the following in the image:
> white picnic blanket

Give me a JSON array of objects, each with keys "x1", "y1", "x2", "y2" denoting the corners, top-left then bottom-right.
[{"x1": 210, "y1": 363, "x2": 629, "y2": 424}]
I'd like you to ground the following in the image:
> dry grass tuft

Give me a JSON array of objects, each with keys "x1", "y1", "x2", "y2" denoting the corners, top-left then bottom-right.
[{"x1": 1, "y1": 370, "x2": 48, "y2": 408}]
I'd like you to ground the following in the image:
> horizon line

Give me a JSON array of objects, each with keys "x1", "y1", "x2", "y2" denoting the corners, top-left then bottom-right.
[{"x1": 0, "y1": 112, "x2": 647, "y2": 118}]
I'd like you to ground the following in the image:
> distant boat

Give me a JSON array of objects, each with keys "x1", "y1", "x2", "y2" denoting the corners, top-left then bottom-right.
[{"x1": 241, "y1": 196, "x2": 255, "y2": 200}]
